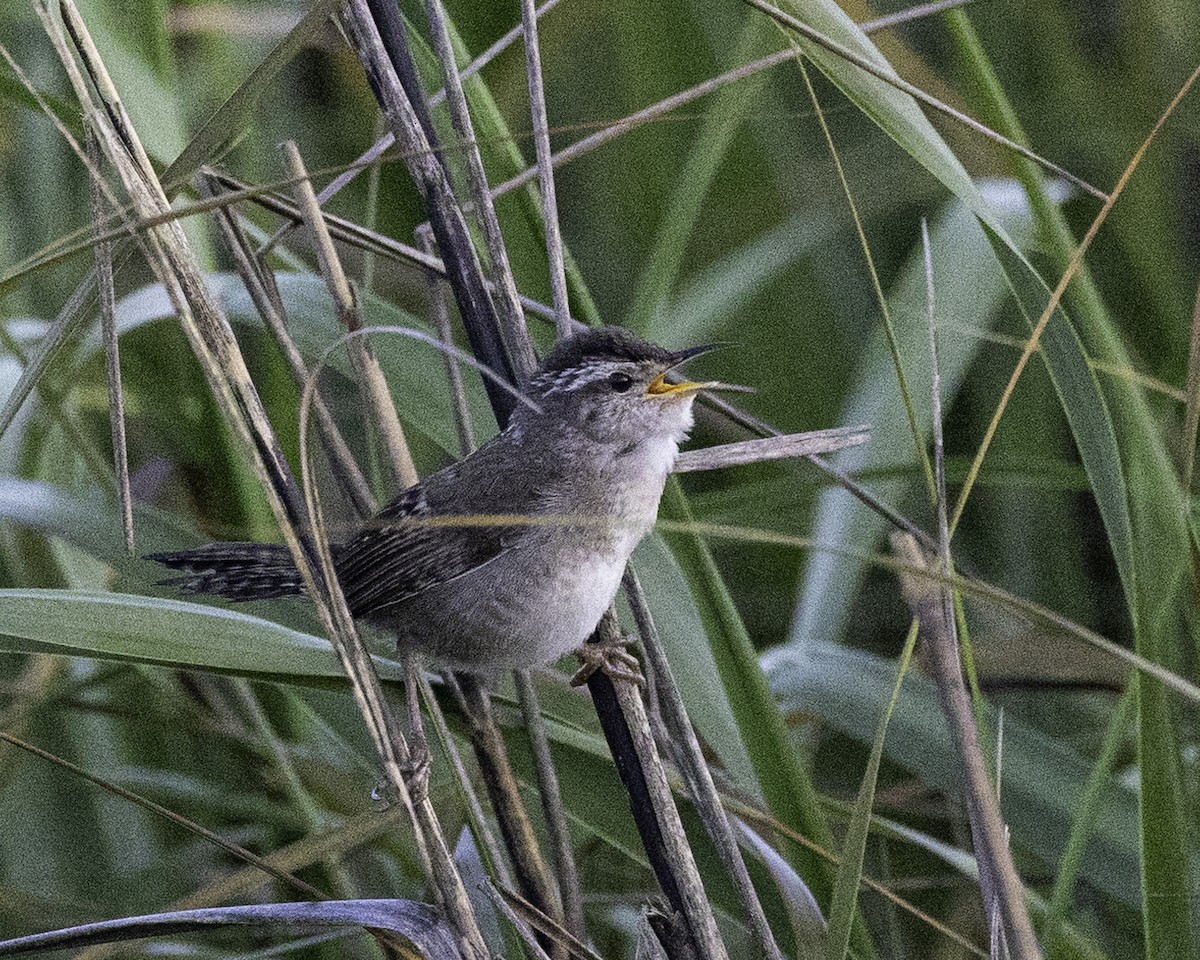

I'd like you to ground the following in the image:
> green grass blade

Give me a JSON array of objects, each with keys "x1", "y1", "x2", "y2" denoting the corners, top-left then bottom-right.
[
  {"x1": 627, "y1": 15, "x2": 776, "y2": 334},
  {"x1": 630, "y1": 534, "x2": 757, "y2": 790},
  {"x1": 793, "y1": 188, "x2": 1039, "y2": 646},
  {"x1": 112, "y1": 272, "x2": 488, "y2": 456},
  {"x1": 766, "y1": 642, "x2": 1141, "y2": 905},
  {"x1": 824, "y1": 620, "x2": 918, "y2": 960},
  {"x1": 982, "y1": 230, "x2": 1134, "y2": 601},
  {"x1": 0, "y1": 588, "x2": 404, "y2": 683},
  {"x1": 1043, "y1": 684, "x2": 1136, "y2": 956},
  {"x1": 160, "y1": 0, "x2": 346, "y2": 191},
  {"x1": 940, "y1": 20, "x2": 1198, "y2": 952},
  {"x1": 660, "y1": 481, "x2": 877, "y2": 959}
]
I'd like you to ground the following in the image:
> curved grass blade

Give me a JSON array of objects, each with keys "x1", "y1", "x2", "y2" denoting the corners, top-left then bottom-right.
[
  {"x1": 0, "y1": 588, "x2": 404, "y2": 685},
  {"x1": 0, "y1": 900, "x2": 459, "y2": 959},
  {"x1": 762, "y1": 1, "x2": 1146, "y2": 665}
]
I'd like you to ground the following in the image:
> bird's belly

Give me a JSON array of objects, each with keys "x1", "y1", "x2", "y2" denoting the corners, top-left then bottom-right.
[{"x1": 374, "y1": 535, "x2": 632, "y2": 675}]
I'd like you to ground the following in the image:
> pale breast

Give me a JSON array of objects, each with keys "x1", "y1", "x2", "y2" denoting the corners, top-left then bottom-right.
[
  {"x1": 378, "y1": 532, "x2": 631, "y2": 672},
  {"x1": 373, "y1": 433, "x2": 679, "y2": 674}
]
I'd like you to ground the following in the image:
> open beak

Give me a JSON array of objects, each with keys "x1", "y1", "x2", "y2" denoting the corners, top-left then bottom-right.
[
  {"x1": 645, "y1": 372, "x2": 717, "y2": 397},
  {"x1": 645, "y1": 342, "x2": 739, "y2": 397}
]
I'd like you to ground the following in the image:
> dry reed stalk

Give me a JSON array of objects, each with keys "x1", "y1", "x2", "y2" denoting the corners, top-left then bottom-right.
[{"x1": 43, "y1": 4, "x2": 488, "y2": 956}]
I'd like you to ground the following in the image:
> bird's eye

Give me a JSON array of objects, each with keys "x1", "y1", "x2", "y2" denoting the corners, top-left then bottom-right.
[{"x1": 608, "y1": 372, "x2": 635, "y2": 393}]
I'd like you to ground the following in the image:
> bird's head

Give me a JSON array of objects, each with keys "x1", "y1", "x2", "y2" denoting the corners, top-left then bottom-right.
[{"x1": 525, "y1": 326, "x2": 731, "y2": 447}]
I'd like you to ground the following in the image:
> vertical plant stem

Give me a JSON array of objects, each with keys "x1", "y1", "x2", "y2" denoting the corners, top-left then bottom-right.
[
  {"x1": 263, "y1": 0, "x2": 566, "y2": 256},
  {"x1": 418, "y1": 226, "x2": 477, "y2": 455},
  {"x1": 797, "y1": 55, "x2": 935, "y2": 504},
  {"x1": 341, "y1": 0, "x2": 518, "y2": 421},
  {"x1": 423, "y1": 0, "x2": 537, "y2": 379},
  {"x1": 282, "y1": 139, "x2": 418, "y2": 490},
  {"x1": 454, "y1": 673, "x2": 564, "y2": 944},
  {"x1": 418, "y1": 673, "x2": 515, "y2": 889},
  {"x1": 588, "y1": 612, "x2": 730, "y2": 960},
  {"x1": 482, "y1": 884, "x2": 554, "y2": 960},
  {"x1": 47, "y1": 6, "x2": 488, "y2": 956},
  {"x1": 360, "y1": 112, "x2": 386, "y2": 298},
  {"x1": 915, "y1": 218, "x2": 1040, "y2": 958},
  {"x1": 513, "y1": 669, "x2": 586, "y2": 941},
  {"x1": 894, "y1": 535, "x2": 1041, "y2": 959},
  {"x1": 85, "y1": 126, "x2": 133, "y2": 553},
  {"x1": 623, "y1": 568, "x2": 785, "y2": 960},
  {"x1": 199, "y1": 172, "x2": 376, "y2": 518},
  {"x1": 519, "y1": 0, "x2": 571, "y2": 337},
  {"x1": 1181, "y1": 279, "x2": 1200, "y2": 492}
]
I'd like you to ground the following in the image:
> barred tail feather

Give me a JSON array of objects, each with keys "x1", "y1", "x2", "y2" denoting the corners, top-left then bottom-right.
[{"x1": 147, "y1": 543, "x2": 305, "y2": 601}]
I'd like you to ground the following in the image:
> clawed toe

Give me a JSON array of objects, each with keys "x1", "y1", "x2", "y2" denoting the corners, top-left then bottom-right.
[
  {"x1": 571, "y1": 634, "x2": 646, "y2": 689},
  {"x1": 400, "y1": 745, "x2": 432, "y2": 803}
]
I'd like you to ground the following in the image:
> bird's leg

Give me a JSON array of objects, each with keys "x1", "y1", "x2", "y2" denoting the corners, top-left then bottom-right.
[
  {"x1": 401, "y1": 653, "x2": 432, "y2": 802},
  {"x1": 571, "y1": 633, "x2": 646, "y2": 689}
]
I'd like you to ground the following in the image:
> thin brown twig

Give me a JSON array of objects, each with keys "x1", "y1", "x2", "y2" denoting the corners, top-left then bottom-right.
[
  {"x1": 486, "y1": 883, "x2": 606, "y2": 960},
  {"x1": 860, "y1": 0, "x2": 973, "y2": 32},
  {"x1": 892, "y1": 534, "x2": 1041, "y2": 959},
  {"x1": 590, "y1": 611, "x2": 730, "y2": 960},
  {"x1": 481, "y1": 883, "x2": 554, "y2": 960},
  {"x1": 672, "y1": 426, "x2": 869, "y2": 472},
  {"x1": 931, "y1": 218, "x2": 1029, "y2": 951}
]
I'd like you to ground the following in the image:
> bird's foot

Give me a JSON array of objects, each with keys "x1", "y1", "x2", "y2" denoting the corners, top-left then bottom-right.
[
  {"x1": 400, "y1": 653, "x2": 431, "y2": 803},
  {"x1": 571, "y1": 634, "x2": 646, "y2": 689},
  {"x1": 399, "y1": 746, "x2": 432, "y2": 804}
]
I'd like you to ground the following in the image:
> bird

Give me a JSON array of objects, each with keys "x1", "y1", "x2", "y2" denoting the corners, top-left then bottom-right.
[{"x1": 149, "y1": 326, "x2": 731, "y2": 678}]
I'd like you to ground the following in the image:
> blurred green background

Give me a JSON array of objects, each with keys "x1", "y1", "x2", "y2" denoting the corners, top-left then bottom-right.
[{"x1": 1, "y1": 0, "x2": 1197, "y2": 957}]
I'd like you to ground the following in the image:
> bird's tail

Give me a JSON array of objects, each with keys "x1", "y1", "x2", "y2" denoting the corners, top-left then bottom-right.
[{"x1": 147, "y1": 543, "x2": 305, "y2": 601}]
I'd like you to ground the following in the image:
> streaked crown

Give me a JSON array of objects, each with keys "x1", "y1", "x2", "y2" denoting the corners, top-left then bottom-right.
[{"x1": 529, "y1": 326, "x2": 677, "y2": 397}]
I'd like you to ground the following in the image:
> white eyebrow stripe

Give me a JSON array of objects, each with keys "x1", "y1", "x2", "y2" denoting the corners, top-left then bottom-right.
[{"x1": 532, "y1": 360, "x2": 634, "y2": 396}]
